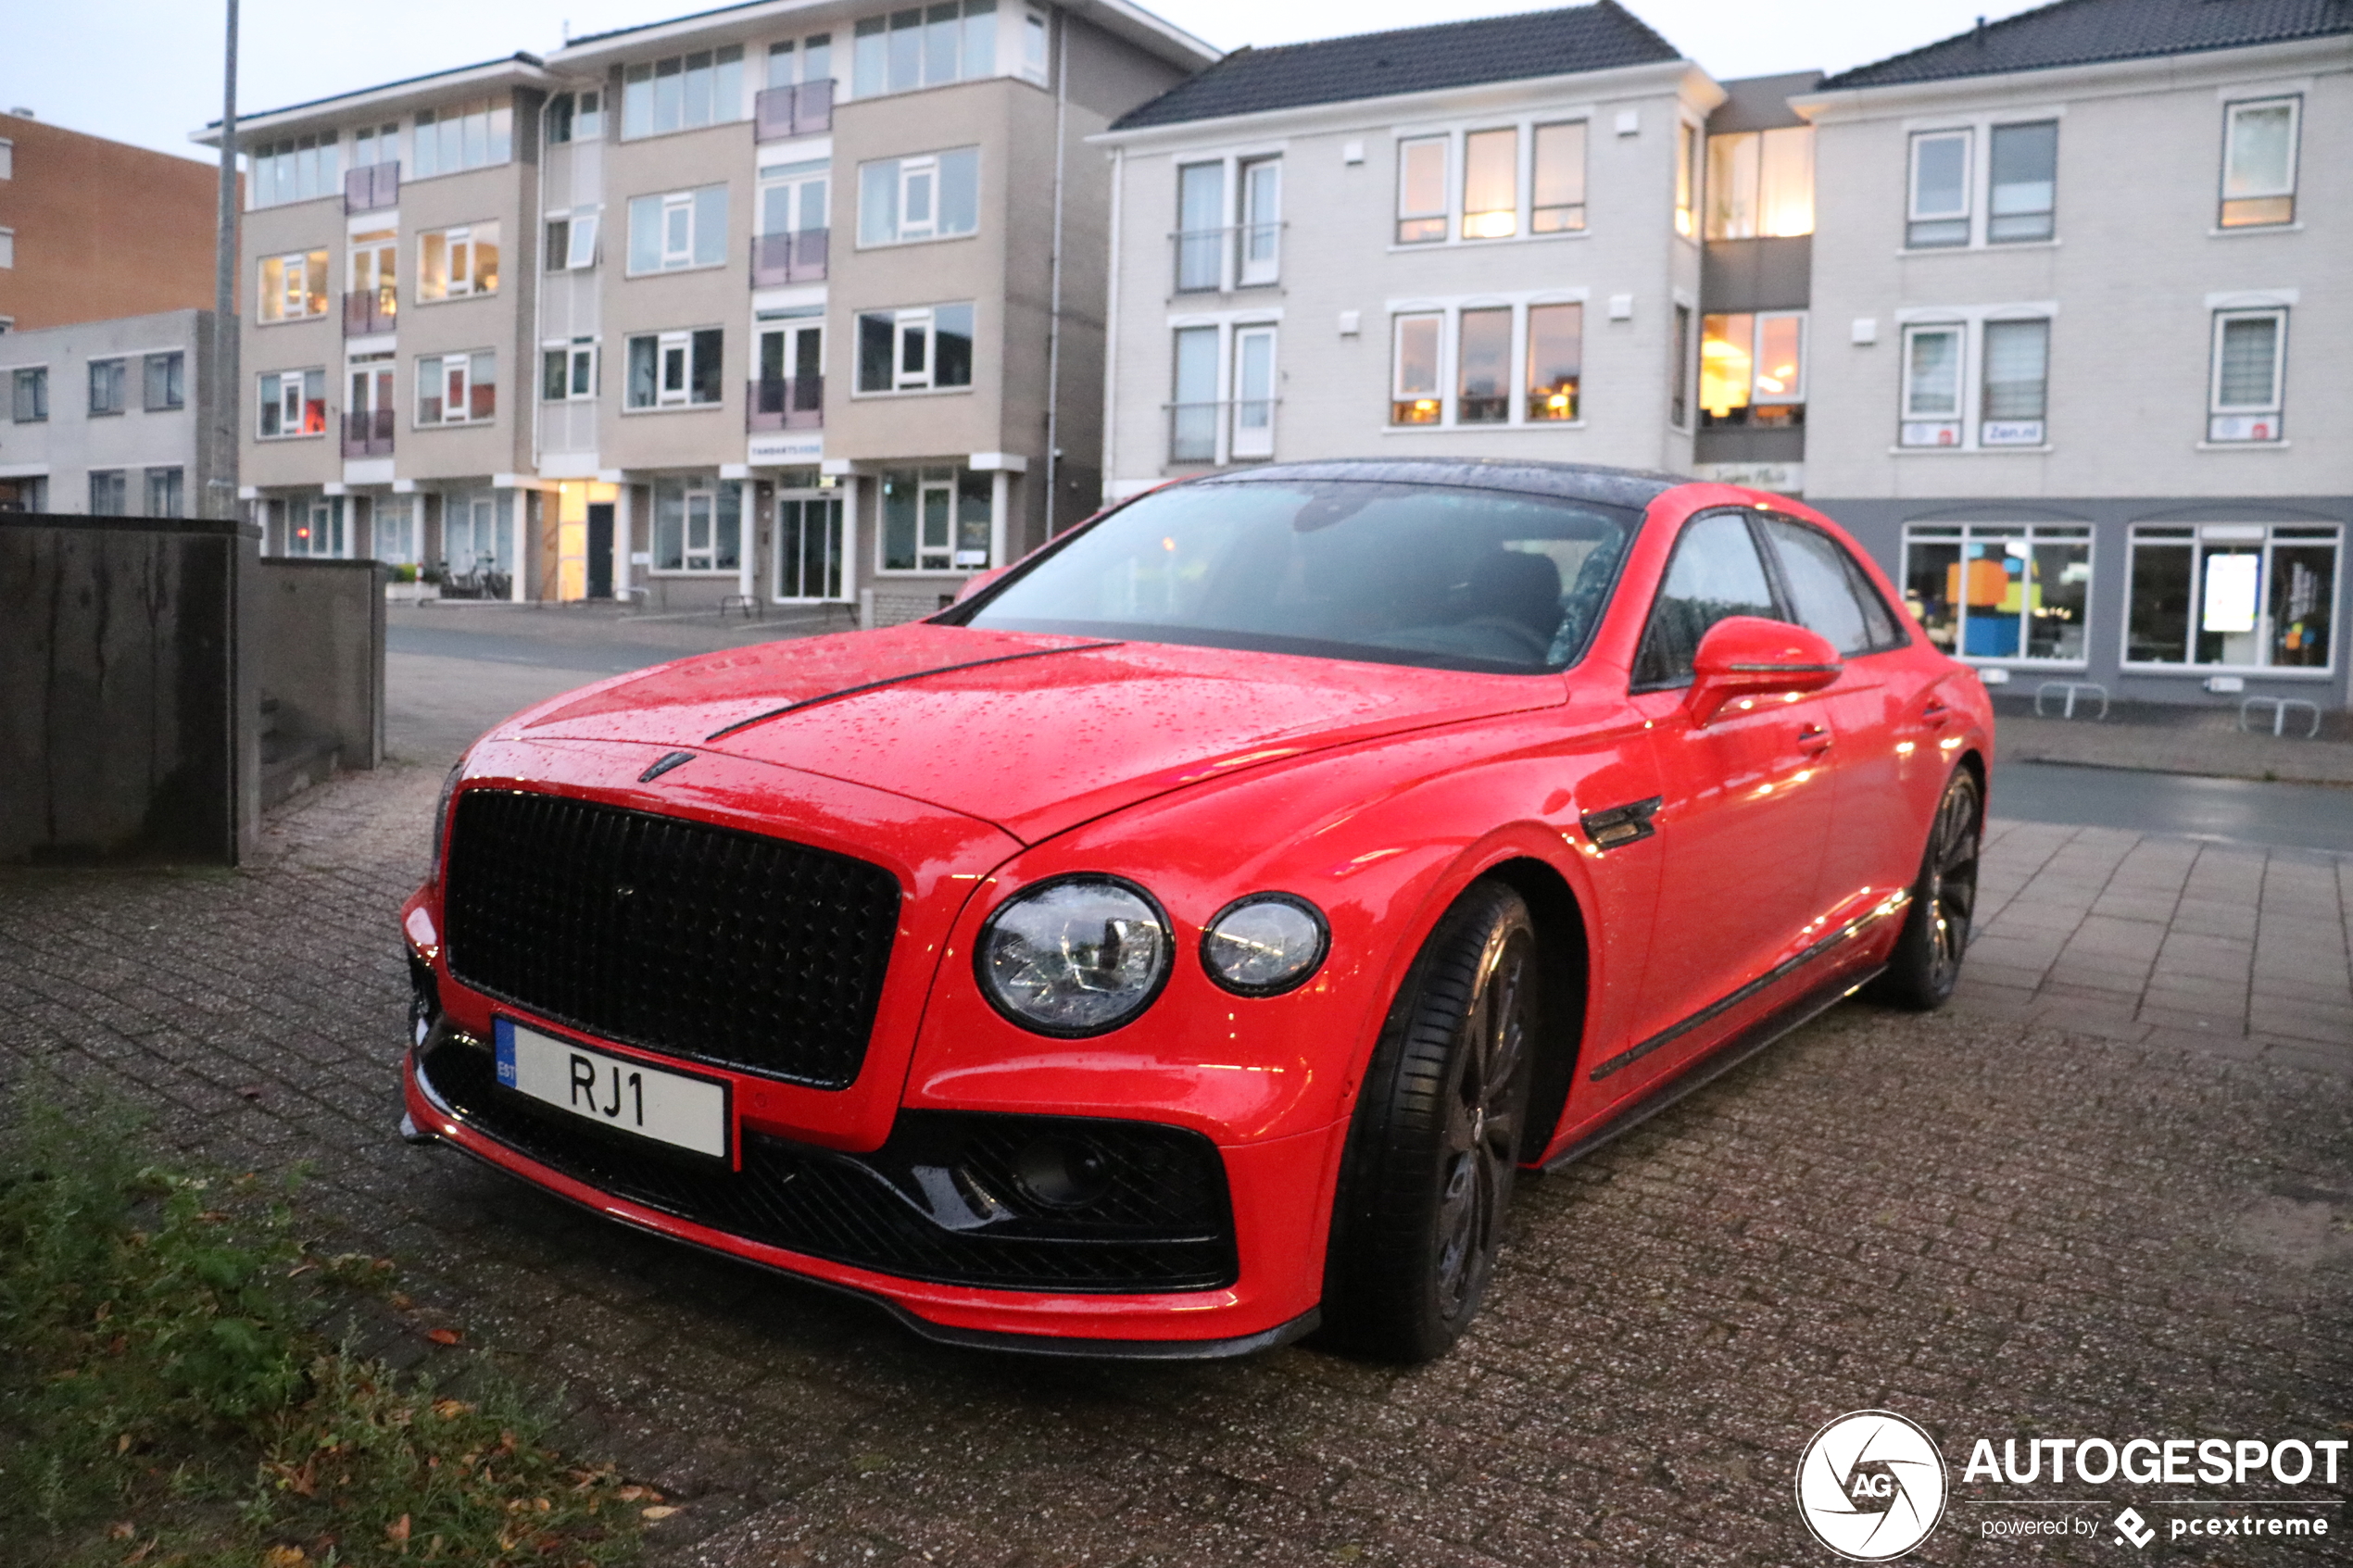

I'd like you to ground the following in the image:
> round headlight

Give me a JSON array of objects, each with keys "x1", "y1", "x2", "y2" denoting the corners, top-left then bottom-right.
[
  {"x1": 977, "y1": 876, "x2": 1172, "y2": 1036},
  {"x1": 1201, "y1": 894, "x2": 1328, "y2": 997}
]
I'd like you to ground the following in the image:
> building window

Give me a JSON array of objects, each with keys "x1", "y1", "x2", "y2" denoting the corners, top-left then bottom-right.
[
  {"x1": 621, "y1": 46, "x2": 745, "y2": 140},
  {"x1": 543, "y1": 340, "x2": 598, "y2": 401},
  {"x1": 652, "y1": 476, "x2": 742, "y2": 571},
  {"x1": 247, "y1": 132, "x2": 341, "y2": 209},
  {"x1": 627, "y1": 186, "x2": 728, "y2": 273},
  {"x1": 1023, "y1": 11, "x2": 1048, "y2": 82},
  {"x1": 418, "y1": 222, "x2": 500, "y2": 301},
  {"x1": 411, "y1": 98, "x2": 513, "y2": 178},
  {"x1": 443, "y1": 493, "x2": 506, "y2": 573},
  {"x1": 1176, "y1": 161, "x2": 1225, "y2": 290},
  {"x1": 546, "y1": 211, "x2": 599, "y2": 271},
  {"x1": 1526, "y1": 302, "x2": 1581, "y2": 421},
  {"x1": 539, "y1": 92, "x2": 604, "y2": 143},
  {"x1": 1674, "y1": 121, "x2": 1700, "y2": 239},
  {"x1": 89, "y1": 470, "x2": 127, "y2": 515},
  {"x1": 145, "y1": 467, "x2": 185, "y2": 519},
  {"x1": 766, "y1": 34, "x2": 836, "y2": 90},
  {"x1": 0, "y1": 138, "x2": 12, "y2": 180},
  {"x1": 258, "y1": 369, "x2": 326, "y2": 437},
  {"x1": 1980, "y1": 319, "x2": 2048, "y2": 445},
  {"x1": 1231, "y1": 325, "x2": 1277, "y2": 459},
  {"x1": 1907, "y1": 130, "x2": 1970, "y2": 248},
  {"x1": 347, "y1": 228, "x2": 397, "y2": 332},
  {"x1": 284, "y1": 495, "x2": 341, "y2": 556},
  {"x1": 1238, "y1": 157, "x2": 1281, "y2": 285},
  {"x1": 1390, "y1": 313, "x2": 1441, "y2": 423},
  {"x1": 1904, "y1": 524, "x2": 2091, "y2": 663},
  {"x1": 1170, "y1": 325, "x2": 1218, "y2": 461},
  {"x1": 375, "y1": 496, "x2": 419, "y2": 565},
  {"x1": 12, "y1": 365, "x2": 47, "y2": 422},
  {"x1": 1462, "y1": 128, "x2": 1517, "y2": 240},
  {"x1": 858, "y1": 147, "x2": 979, "y2": 245},
  {"x1": 258, "y1": 249, "x2": 329, "y2": 323},
  {"x1": 348, "y1": 122, "x2": 400, "y2": 170},
  {"x1": 1670, "y1": 303, "x2": 1692, "y2": 427},
  {"x1": 1700, "y1": 311, "x2": 1805, "y2": 428},
  {"x1": 87, "y1": 358, "x2": 127, "y2": 416},
  {"x1": 1704, "y1": 126, "x2": 1813, "y2": 239},
  {"x1": 855, "y1": 304, "x2": 973, "y2": 393},
  {"x1": 851, "y1": 3, "x2": 998, "y2": 98},
  {"x1": 1988, "y1": 121, "x2": 2057, "y2": 242},
  {"x1": 2127, "y1": 524, "x2": 2337, "y2": 669},
  {"x1": 1899, "y1": 323, "x2": 1964, "y2": 445},
  {"x1": 144, "y1": 350, "x2": 186, "y2": 410},
  {"x1": 880, "y1": 466, "x2": 992, "y2": 571},
  {"x1": 2220, "y1": 97, "x2": 2298, "y2": 228},
  {"x1": 625, "y1": 329, "x2": 724, "y2": 408},
  {"x1": 2208, "y1": 308, "x2": 2286, "y2": 444},
  {"x1": 1396, "y1": 137, "x2": 1447, "y2": 245},
  {"x1": 415, "y1": 351, "x2": 496, "y2": 424},
  {"x1": 1456, "y1": 307, "x2": 1511, "y2": 422},
  {"x1": 0, "y1": 228, "x2": 15, "y2": 269},
  {"x1": 1530, "y1": 121, "x2": 1586, "y2": 233}
]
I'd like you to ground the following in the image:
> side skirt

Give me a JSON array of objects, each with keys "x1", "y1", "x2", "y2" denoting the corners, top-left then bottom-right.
[{"x1": 1537, "y1": 963, "x2": 1882, "y2": 1173}]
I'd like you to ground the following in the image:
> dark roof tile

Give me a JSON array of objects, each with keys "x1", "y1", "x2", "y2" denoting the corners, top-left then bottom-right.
[
  {"x1": 1818, "y1": 0, "x2": 2349, "y2": 90},
  {"x1": 1112, "y1": 1, "x2": 1680, "y2": 131}
]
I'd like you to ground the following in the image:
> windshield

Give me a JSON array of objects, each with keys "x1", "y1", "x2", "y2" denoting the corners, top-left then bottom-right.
[{"x1": 959, "y1": 479, "x2": 1640, "y2": 673}]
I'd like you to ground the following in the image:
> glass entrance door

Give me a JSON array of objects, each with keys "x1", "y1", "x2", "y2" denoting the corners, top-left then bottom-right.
[{"x1": 775, "y1": 495, "x2": 844, "y2": 600}]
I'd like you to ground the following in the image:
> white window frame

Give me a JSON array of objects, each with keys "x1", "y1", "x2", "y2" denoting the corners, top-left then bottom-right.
[
  {"x1": 1237, "y1": 157, "x2": 1281, "y2": 286},
  {"x1": 416, "y1": 350, "x2": 495, "y2": 426},
  {"x1": 2121, "y1": 523, "x2": 2340, "y2": 675},
  {"x1": 1395, "y1": 135, "x2": 1449, "y2": 246},
  {"x1": 1898, "y1": 321, "x2": 1965, "y2": 446},
  {"x1": 2208, "y1": 307, "x2": 2286, "y2": 443},
  {"x1": 258, "y1": 369, "x2": 324, "y2": 440},
  {"x1": 627, "y1": 186, "x2": 726, "y2": 274},
  {"x1": 417, "y1": 222, "x2": 498, "y2": 303},
  {"x1": 568, "y1": 211, "x2": 600, "y2": 270},
  {"x1": 1674, "y1": 118, "x2": 1701, "y2": 240},
  {"x1": 623, "y1": 329, "x2": 724, "y2": 410},
  {"x1": 853, "y1": 305, "x2": 973, "y2": 395},
  {"x1": 543, "y1": 339, "x2": 598, "y2": 403},
  {"x1": 1901, "y1": 523, "x2": 2095, "y2": 670},
  {"x1": 258, "y1": 249, "x2": 328, "y2": 323},
  {"x1": 1977, "y1": 317, "x2": 2049, "y2": 446},
  {"x1": 2220, "y1": 95, "x2": 2300, "y2": 228},
  {"x1": 1382, "y1": 295, "x2": 1589, "y2": 432},
  {"x1": 1229, "y1": 323, "x2": 1277, "y2": 459},
  {"x1": 1906, "y1": 129, "x2": 1972, "y2": 247}
]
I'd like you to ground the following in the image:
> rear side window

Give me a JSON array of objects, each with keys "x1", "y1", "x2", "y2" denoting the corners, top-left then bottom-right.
[
  {"x1": 1631, "y1": 511, "x2": 1778, "y2": 689},
  {"x1": 1760, "y1": 516, "x2": 1905, "y2": 654}
]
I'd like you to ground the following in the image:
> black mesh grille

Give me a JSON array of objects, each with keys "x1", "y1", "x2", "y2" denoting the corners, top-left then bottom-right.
[
  {"x1": 420, "y1": 1039, "x2": 1238, "y2": 1293},
  {"x1": 442, "y1": 790, "x2": 900, "y2": 1088}
]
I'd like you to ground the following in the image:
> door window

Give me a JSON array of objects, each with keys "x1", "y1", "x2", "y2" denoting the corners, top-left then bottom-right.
[
  {"x1": 1760, "y1": 517, "x2": 1900, "y2": 656},
  {"x1": 776, "y1": 495, "x2": 844, "y2": 598},
  {"x1": 1632, "y1": 511, "x2": 1779, "y2": 688}
]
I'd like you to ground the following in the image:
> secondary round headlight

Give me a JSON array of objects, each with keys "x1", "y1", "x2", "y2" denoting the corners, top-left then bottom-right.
[
  {"x1": 1201, "y1": 893, "x2": 1328, "y2": 997},
  {"x1": 977, "y1": 876, "x2": 1173, "y2": 1036}
]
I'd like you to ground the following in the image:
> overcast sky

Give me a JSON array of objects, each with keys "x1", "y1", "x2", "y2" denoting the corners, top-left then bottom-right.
[{"x1": 5, "y1": 0, "x2": 2043, "y2": 165}]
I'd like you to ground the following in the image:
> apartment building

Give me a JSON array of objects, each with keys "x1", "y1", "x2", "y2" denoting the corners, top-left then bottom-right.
[
  {"x1": 1795, "y1": 0, "x2": 2352, "y2": 711},
  {"x1": 1096, "y1": 4, "x2": 1724, "y2": 496},
  {"x1": 0, "y1": 308, "x2": 226, "y2": 513},
  {"x1": 0, "y1": 110, "x2": 225, "y2": 334}
]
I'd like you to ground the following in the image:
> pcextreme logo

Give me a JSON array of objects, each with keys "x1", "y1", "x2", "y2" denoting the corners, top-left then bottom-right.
[{"x1": 1796, "y1": 1411, "x2": 1950, "y2": 1561}]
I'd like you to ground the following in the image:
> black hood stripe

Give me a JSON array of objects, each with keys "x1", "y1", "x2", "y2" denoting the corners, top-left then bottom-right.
[{"x1": 702, "y1": 641, "x2": 1123, "y2": 742}]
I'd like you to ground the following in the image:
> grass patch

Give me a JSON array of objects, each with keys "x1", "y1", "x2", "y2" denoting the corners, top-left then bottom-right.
[{"x1": 0, "y1": 1099, "x2": 653, "y2": 1567}]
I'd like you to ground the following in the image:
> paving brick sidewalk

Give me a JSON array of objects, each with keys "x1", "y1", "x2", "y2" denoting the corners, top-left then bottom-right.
[{"x1": 3, "y1": 760, "x2": 2347, "y2": 1567}]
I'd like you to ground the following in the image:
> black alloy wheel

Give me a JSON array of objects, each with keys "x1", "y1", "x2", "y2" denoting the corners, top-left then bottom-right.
[
  {"x1": 1322, "y1": 882, "x2": 1541, "y2": 1362},
  {"x1": 1874, "y1": 768, "x2": 1982, "y2": 1010}
]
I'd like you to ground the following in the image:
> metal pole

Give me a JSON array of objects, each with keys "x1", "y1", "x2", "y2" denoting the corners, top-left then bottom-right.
[
  {"x1": 1041, "y1": 7, "x2": 1067, "y2": 539},
  {"x1": 209, "y1": 0, "x2": 240, "y2": 520}
]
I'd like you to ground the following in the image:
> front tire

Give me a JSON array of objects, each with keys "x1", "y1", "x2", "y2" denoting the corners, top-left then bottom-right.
[
  {"x1": 1873, "y1": 768, "x2": 1981, "y2": 1011},
  {"x1": 1322, "y1": 882, "x2": 1540, "y2": 1362}
]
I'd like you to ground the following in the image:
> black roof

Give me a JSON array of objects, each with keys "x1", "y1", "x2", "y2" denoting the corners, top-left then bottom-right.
[
  {"x1": 1111, "y1": 2, "x2": 1680, "y2": 132},
  {"x1": 1818, "y1": 0, "x2": 2350, "y2": 90}
]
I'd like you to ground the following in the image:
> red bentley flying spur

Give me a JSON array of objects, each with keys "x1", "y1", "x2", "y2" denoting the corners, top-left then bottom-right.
[{"x1": 400, "y1": 460, "x2": 1993, "y2": 1362}]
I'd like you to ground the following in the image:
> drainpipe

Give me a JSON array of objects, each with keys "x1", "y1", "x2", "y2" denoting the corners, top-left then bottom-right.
[
  {"x1": 1041, "y1": 6, "x2": 1069, "y2": 539},
  {"x1": 209, "y1": 0, "x2": 240, "y2": 521},
  {"x1": 1101, "y1": 144, "x2": 1121, "y2": 500}
]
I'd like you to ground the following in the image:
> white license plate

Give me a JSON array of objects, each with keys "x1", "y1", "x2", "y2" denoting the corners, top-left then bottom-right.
[{"x1": 495, "y1": 1019, "x2": 731, "y2": 1160}]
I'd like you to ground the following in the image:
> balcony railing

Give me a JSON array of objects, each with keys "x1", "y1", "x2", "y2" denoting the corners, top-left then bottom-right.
[
  {"x1": 1167, "y1": 398, "x2": 1277, "y2": 465},
  {"x1": 344, "y1": 162, "x2": 399, "y2": 214},
  {"x1": 754, "y1": 81, "x2": 833, "y2": 141},
  {"x1": 747, "y1": 376, "x2": 824, "y2": 432},
  {"x1": 343, "y1": 288, "x2": 396, "y2": 337},
  {"x1": 342, "y1": 408, "x2": 394, "y2": 458},
  {"x1": 751, "y1": 229, "x2": 828, "y2": 285}
]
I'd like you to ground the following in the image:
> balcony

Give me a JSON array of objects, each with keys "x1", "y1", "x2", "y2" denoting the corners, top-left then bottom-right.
[
  {"x1": 754, "y1": 81, "x2": 832, "y2": 141},
  {"x1": 342, "y1": 408, "x2": 394, "y2": 458},
  {"x1": 344, "y1": 162, "x2": 399, "y2": 214},
  {"x1": 343, "y1": 288, "x2": 396, "y2": 337},
  {"x1": 750, "y1": 229, "x2": 828, "y2": 286},
  {"x1": 747, "y1": 376, "x2": 824, "y2": 432}
]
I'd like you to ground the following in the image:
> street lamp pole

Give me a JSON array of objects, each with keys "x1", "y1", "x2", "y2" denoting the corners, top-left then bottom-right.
[{"x1": 209, "y1": 0, "x2": 240, "y2": 520}]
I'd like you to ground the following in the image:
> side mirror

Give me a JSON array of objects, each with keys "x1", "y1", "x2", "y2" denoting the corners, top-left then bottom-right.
[
  {"x1": 951, "y1": 564, "x2": 1010, "y2": 605},
  {"x1": 1686, "y1": 616, "x2": 1842, "y2": 725}
]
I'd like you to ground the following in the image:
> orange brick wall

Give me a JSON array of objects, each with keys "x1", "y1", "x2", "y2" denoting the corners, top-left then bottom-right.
[{"x1": 0, "y1": 112, "x2": 234, "y2": 331}]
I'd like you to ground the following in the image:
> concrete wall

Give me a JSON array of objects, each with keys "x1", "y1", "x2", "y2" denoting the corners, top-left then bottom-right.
[
  {"x1": 0, "y1": 513, "x2": 259, "y2": 865},
  {"x1": 255, "y1": 558, "x2": 387, "y2": 771}
]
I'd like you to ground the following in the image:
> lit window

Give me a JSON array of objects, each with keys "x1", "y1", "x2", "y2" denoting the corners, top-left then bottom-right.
[
  {"x1": 258, "y1": 369, "x2": 326, "y2": 437},
  {"x1": 1899, "y1": 323, "x2": 1964, "y2": 445},
  {"x1": 1704, "y1": 127, "x2": 1813, "y2": 239},
  {"x1": 1700, "y1": 311, "x2": 1805, "y2": 429},
  {"x1": 2220, "y1": 97, "x2": 2298, "y2": 228},
  {"x1": 1530, "y1": 122, "x2": 1586, "y2": 233},
  {"x1": 2208, "y1": 308, "x2": 2285, "y2": 443},
  {"x1": 258, "y1": 249, "x2": 329, "y2": 322},
  {"x1": 1987, "y1": 121, "x2": 2057, "y2": 242},
  {"x1": 1526, "y1": 303, "x2": 1581, "y2": 421},
  {"x1": 1903, "y1": 524, "x2": 2091, "y2": 663},
  {"x1": 1461, "y1": 128, "x2": 1517, "y2": 240},
  {"x1": 1396, "y1": 137, "x2": 1446, "y2": 245},
  {"x1": 1674, "y1": 121, "x2": 1699, "y2": 238},
  {"x1": 620, "y1": 47, "x2": 744, "y2": 139},
  {"x1": 1456, "y1": 307, "x2": 1511, "y2": 421},
  {"x1": 416, "y1": 223, "x2": 499, "y2": 302},
  {"x1": 1906, "y1": 130, "x2": 1970, "y2": 248},
  {"x1": 2126, "y1": 523, "x2": 2336, "y2": 669},
  {"x1": 1390, "y1": 314, "x2": 1441, "y2": 423}
]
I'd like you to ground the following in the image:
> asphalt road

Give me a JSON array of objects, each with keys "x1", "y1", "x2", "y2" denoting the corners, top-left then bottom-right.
[
  {"x1": 388, "y1": 621, "x2": 743, "y2": 674},
  {"x1": 1993, "y1": 759, "x2": 2353, "y2": 853}
]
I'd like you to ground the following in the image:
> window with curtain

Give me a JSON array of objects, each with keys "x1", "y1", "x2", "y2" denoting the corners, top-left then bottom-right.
[
  {"x1": 1396, "y1": 138, "x2": 1446, "y2": 245},
  {"x1": 1987, "y1": 121, "x2": 2057, "y2": 243},
  {"x1": 1530, "y1": 122, "x2": 1587, "y2": 233},
  {"x1": 1461, "y1": 128, "x2": 1517, "y2": 239},
  {"x1": 1907, "y1": 130, "x2": 1970, "y2": 247},
  {"x1": 1980, "y1": 319, "x2": 2049, "y2": 445},
  {"x1": 1704, "y1": 126, "x2": 1813, "y2": 239}
]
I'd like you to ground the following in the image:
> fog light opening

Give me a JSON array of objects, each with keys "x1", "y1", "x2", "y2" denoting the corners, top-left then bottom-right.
[{"x1": 1011, "y1": 1135, "x2": 1112, "y2": 1210}]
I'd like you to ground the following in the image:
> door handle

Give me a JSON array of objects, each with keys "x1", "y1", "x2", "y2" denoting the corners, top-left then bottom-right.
[
  {"x1": 1797, "y1": 723, "x2": 1833, "y2": 755},
  {"x1": 1920, "y1": 700, "x2": 1952, "y2": 729}
]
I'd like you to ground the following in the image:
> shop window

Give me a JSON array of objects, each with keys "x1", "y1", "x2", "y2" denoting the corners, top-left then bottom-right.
[
  {"x1": 2125, "y1": 523, "x2": 2337, "y2": 670},
  {"x1": 1903, "y1": 524, "x2": 2091, "y2": 664}
]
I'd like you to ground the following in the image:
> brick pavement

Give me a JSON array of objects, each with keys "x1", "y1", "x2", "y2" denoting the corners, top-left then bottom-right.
[{"x1": 3, "y1": 757, "x2": 2348, "y2": 1567}]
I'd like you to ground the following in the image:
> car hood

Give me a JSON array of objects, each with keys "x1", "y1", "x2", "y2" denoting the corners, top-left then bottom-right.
[{"x1": 510, "y1": 623, "x2": 1567, "y2": 843}]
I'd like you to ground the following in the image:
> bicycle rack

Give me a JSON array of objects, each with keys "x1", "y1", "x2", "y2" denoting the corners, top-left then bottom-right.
[
  {"x1": 2238, "y1": 695, "x2": 2322, "y2": 738},
  {"x1": 719, "y1": 594, "x2": 764, "y2": 621},
  {"x1": 2033, "y1": 680, "x2": 2109, "y2": 721}
]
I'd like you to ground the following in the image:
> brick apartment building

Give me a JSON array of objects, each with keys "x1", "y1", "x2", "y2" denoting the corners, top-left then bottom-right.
[{"x1": 0, "y1": 109, "x2": 225, "y2": 333}]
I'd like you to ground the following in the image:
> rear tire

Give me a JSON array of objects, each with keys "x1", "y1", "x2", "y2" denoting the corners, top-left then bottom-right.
[
  {"x1": 1321, "y1": 883, "x2": 1540, "y2": 1362},
  {"x1": 1873, "y1": 768, "x2": 1981, "y2": 1011}
]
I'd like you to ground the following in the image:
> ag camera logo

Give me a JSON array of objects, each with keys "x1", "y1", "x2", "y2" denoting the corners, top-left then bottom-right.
[{"x1": 1796, "y1": 1411, "x2": 1949, "y2": 1561}]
